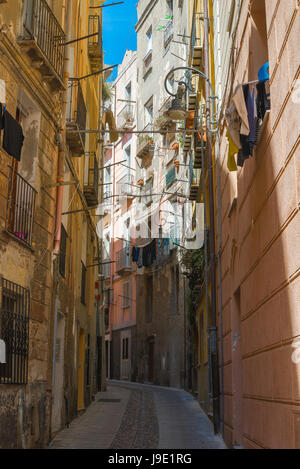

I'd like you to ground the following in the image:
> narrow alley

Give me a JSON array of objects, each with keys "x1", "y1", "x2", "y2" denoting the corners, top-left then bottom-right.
[
  {"x1": 0, "y1": 0, "x2": 299, "y2": 452},
  {"x1": 50, "y1": 381, "x2": 226, "y2": 449}
]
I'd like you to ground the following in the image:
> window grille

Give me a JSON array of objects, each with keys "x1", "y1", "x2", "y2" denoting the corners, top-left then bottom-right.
[
  {"x1": 0, "y1": 277, "x2": 30, "y2": 384},
  {"x1": 6, "y1": 168, "x2": 37, "y2": 247}
]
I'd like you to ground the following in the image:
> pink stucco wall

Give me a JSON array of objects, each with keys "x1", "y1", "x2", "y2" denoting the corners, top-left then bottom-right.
[{"x1": 216, "y1": 0, "x2": 300, "y2": 449}]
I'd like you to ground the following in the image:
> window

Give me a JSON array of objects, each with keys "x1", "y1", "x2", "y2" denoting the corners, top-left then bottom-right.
[
  {"x1": 0, "y1": 277, "x2": 30, "y2": 384},
  {"x1": 59, "y1": 224, "x2": 67, "y2": 277},
  {"x1": 125, "y1": 82, "x2": 132, "y2": 101},
  {"x1": 144, "y1": 97, "x2": 153, "y2": 127},
  {"x1": 81, "y1": 261, "x2": 86, "y2": 304},
  {"x1": 146, "y1": 27, "x2": 152, "y2": 53},
  {"x1": 122, "y1": 338, "x2": 129, "y2": 359},
  {"x1": 122, "y1": 281, "x2": 130, "y2": 309}
]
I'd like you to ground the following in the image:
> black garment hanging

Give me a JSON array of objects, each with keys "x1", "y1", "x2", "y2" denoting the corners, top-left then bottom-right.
[
  {"x1": 237, "y1": 85, "x2": 256, "y2": 167},
  {"x1": 0, "y1": 103, "x2": 3, "y2": 130},
  {"x1": 1, "y1": 109, "x2": 24, "y2": 161},
  {"x1": 256, "y1": 82, "x2": 270, "y2": 121}
]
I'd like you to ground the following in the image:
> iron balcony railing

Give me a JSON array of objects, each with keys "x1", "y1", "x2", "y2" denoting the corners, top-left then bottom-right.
[
  {"x1": 116, "y1": 247, "x2": 131, "y2": 273},
  {"x1": 137, "y1": 123, "x2": 154, "y2": 159},
  {"x1": 117, "y1": 104, "x2": 135, "y2": 129},
  {"x1": 117, "y1": 173, "x2": 133, "y2": 196},
  {"x1": 88, "y1": 15, "x2": 102, "y2": 71},
  {"x1": 164, "y1": 20, "x2": 173, "y2": 47},
  {"x1": 66, "y1": 80, "x2": 87, "y2": 154},
  {"x1": 84, "y1": 155, "x2": 99, "y2": 206},
  {"x1": 0, "y1": 277, "x2": 30, "y2": 385},
  {"x1": 21, "y1": 0, "x2": 65, "y2": 82},
  {"x1": 6, "y1": 168, "x2": 37, "y2": 247}
]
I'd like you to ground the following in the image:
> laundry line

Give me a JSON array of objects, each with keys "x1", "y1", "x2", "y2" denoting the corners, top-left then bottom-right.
[{"x1": 66, "y1": 128, "x2": 210, "y2": 135}]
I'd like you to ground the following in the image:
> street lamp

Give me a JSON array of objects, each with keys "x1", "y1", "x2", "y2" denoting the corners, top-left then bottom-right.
[{"x1": 164, "y1": 66, "x2": 218, "y2": 133}]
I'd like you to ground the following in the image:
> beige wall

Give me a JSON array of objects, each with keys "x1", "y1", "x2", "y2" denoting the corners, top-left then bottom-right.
[{"x1": 214, "y1": 0, "x2": 300, "y2": 449}]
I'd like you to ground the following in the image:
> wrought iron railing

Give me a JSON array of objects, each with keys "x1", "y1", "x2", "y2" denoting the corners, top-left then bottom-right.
[
  {"x1": 22, "y1": 0, "x2": 65, "y2": 81},
  {"x1": 84, "y1": 155, "x2": 99, "y2": 205},
  {"x1": 117, "y1": 104, "x2": 135, "y2": 129},
  {"x1": 88, "y1": 15, "x2": 102, "y2": 50},
  {"x1": 66, "y1": 80, "x2": 87, "y2": 147},
  {"x1": 0, "y1": 277, "x2": 30, "y2": 384},
  {"x1": 116, "y1": 247, "x2": 131, "y2": 272},
  {"x1": 137, "y1": 123, "x2": 154, "y2": 158},
  {"x1": 6, "y1": 168, "x2": 37, "y2": 247}
]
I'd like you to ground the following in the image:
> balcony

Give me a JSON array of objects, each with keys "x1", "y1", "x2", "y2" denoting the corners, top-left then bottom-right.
[
  {"x1": 189, "y1": 159, "x2": 201, "y2": 201},
  {"x1": 6, "y1": 168, "x2": 37, "y2": 248},
  {"x1": 116, "y1": 247, "x2": 132, "y2": 274},
  {"x1": 191, "y1": 15, "x2": 204, "y2": 70},
  {"x1": 88, "y1": 15, "x2": 102, "y2": 72},
  {"x1": 18, "y1": 0, "x2": 65, "y2": 90},
  {"x1": 117, "y1": 104, "x2": 135, "y2": 129},
  {"x1": 194, "y1": 107, "x2": 207, "y2": 168},
  {"x1": 117, "y1": 173, "x2": 133, "y2": 196},
  {"x1": 166, "y1": 167, "x2": 176, "y2": 188},
  {"x1": 164, "y1": 20, "x2": 173, "y2": 48},
  {"x1": 143, "y1": 49, "x2": 153, "y2": 78},
  {"x1": 84, "y1": 155, "x2": 99, "y2": 206},
  {"x1": 142, "y1": 178, "x2": 153, "y2": 206},
  {"x1": 136, "y1": 124, "x2": 154, "y2": 168},
  {"x1": 66, "y1": 80, "x2": 87, "y2": 156}
]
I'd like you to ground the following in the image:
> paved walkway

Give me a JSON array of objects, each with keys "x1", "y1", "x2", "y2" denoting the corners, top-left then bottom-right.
[{"x1": 50, "y1": 380, "x2": 226, "y2": 449}]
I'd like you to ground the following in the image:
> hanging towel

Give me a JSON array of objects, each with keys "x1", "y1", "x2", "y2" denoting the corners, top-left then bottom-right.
[
  {"x1": 2, "y1": 110, "x2": 24, "y2": 161},
  {"x1": 105, "y1": 110, "x2": 119, "y2": 143},
  {"x1": 256, "y1": 82, "x2": 270, "y2": 121},
  {"x1": 232, "y1": 84, "x2": 250, "y2": 136},
  {"x1": 226, "y1": 131, "x2": 238, "y2": 171}
]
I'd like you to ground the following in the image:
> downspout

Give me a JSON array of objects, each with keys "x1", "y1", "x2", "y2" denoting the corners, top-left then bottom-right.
[
  {"x1": 51, "y1": 0, "x2": 72, "y2": 415},
  {"x1": 203, "y1": 0, "x2": 220, "y2": 434}
]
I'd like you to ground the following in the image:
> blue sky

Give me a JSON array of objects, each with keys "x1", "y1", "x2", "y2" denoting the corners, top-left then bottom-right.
[{"x1": 102, "y1": 0, "x2": 138, "y2": 81}]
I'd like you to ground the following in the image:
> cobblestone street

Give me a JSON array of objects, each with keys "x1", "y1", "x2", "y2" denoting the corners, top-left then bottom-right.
[{"x1": 50, "y1": 381, "x2": 226, "y2": 449}]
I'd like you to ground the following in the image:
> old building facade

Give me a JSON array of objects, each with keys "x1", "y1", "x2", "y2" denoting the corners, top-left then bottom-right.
[{"x1": 0, "y1": 0, "x2": 105, "y2": 448}]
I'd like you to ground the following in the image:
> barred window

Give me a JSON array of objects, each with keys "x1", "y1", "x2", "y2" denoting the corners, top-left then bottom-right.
[{"x1": 0, "y1": 277, "x2": 30, "y2": 384}]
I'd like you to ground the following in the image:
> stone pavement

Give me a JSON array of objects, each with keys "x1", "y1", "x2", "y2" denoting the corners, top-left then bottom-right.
[{"x1": 50, "y1": 380, "x2": 226, "y2": 449}]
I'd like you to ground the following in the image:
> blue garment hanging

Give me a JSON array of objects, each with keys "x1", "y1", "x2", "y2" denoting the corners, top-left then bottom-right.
[{"x1": 258, "y1": 62, "x2": 269, "y2": 82}]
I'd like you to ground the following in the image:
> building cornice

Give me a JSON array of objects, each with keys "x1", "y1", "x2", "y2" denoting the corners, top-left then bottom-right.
[
  {"x1": 0, "y1": 32, "x2": 61, "y2": 127},
  {"x1": 135, "y1": 0, "x2": 158, "y2": 33}
]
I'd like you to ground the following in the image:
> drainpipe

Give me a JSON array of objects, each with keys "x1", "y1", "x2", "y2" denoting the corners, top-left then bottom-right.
[{"x1": 203, "y1": 0, "x2": 220, "y2": 434}]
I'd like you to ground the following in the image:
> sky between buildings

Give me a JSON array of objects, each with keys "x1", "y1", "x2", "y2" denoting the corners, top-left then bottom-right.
[{"x1": 102, "y1": 0, "x2": 138, "y2": 81}]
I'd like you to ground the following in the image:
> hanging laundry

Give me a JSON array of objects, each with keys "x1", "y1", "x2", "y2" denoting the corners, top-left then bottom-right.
[
  {"x1": 1, "y1": 109, "x2": 24, "y2": 161},
  {"x1": 105, "y1": 109, "x2": 119, "y2": 143},
  {"x1": 225, "y1": 84, "x2": 250, "y2": 150},
  {"x1": 0, "y1": 339, "x2": 6, "y2": 364},
  {"x1": 226, "y1": 130, "x2": 238, "y2": 172},
  {"x1": 256, "y1": 81, "x2": 270, "y2": 121},
  {"x1": 137, "y1": 247, "x2": 143, "y2": 268},
  {"x1": 258, "y1": 61, "x2": 269, "y2": 83}
]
